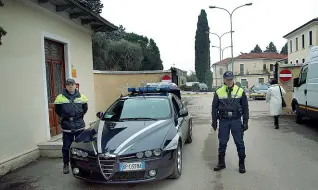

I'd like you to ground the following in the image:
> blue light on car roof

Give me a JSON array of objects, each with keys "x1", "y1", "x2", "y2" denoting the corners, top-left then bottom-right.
[{"x1": 128, "y1": 86, "x2": 171, "y2": 93}]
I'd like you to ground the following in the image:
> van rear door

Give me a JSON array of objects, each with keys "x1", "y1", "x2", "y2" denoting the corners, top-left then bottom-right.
[{"x1": 306, "y1": 48, "x2": 318, "y2": 117}]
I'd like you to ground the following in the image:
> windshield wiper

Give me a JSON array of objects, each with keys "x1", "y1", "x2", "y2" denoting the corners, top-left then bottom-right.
[{"x1": 120, "y1": 117, "x2": 158, "y2": 121}]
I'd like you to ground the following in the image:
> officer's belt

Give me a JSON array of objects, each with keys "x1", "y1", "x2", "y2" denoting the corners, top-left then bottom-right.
[
  {"x1": 219, "y1": 111, "x2": 240, "y2": 118},
  {"x1": 62, "y1": 117, "x2": 81, "y2": 121}
]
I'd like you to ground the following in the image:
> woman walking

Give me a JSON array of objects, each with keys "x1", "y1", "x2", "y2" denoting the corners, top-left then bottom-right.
[{"x1": 266, "y1": 79, "x2": 286, "y2": 129}]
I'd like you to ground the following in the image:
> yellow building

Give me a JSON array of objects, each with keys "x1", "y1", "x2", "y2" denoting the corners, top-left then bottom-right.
[
  {"x1": 0, "y1": 0, "x2": 117, "y2": 176},
  {"x1": 283, "y1": 17, "x2": 318, "y2": 65},
  {"x1": 213, "y1": 53, "x2": 287, "y2": 88}
]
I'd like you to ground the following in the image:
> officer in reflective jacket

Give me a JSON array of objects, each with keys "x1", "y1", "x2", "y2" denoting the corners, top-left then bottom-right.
[
  {"x1": 211, "y1": 71, "x2": 249, "y2": 173},
  {"x1": 54, "y1": 78, "x2": 88, "y2": 174}
]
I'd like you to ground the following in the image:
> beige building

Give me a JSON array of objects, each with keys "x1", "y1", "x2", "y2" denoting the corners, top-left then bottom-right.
[
  {"x1": 0, "y1": 0, "x2": 116, "y2": 176},
  {"x1": 213, "y1": 53, "x2": 287, "y2": 88},
  {"x1": 283, "y1": 17, "x2": 318, "y2": 65}
]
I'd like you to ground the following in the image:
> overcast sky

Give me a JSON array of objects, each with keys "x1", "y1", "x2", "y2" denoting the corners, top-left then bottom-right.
[{"x1": 100, "y1": 0, "x2": 318, "y2": 73}]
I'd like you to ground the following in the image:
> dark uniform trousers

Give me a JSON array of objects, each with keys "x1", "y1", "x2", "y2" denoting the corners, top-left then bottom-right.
[
  {"x1": 218, "y1": 118, "x2": 245, "y2": 156},
  {"x1": 62, "y1": 130, "x2": 84, "y2": 165}
]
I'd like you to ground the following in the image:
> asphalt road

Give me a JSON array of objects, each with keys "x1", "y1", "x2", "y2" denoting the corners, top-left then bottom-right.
[{"x1": 1, "y1": 95, "x2": 318, "y2": 190}]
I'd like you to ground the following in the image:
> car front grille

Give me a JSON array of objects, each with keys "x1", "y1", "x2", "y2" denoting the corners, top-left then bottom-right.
[
  {"x1": 111, "y1": 171, "x2": 146, "y2": 181},
  {"x1": 119, "y1": 154, "x2": 137, "y2": 161},
  {"x1": 98, "y1": 155, "x2": 116, "y2": 180}
]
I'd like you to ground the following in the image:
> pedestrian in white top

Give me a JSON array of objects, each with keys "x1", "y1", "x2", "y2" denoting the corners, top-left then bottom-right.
[{"x1": 266, "y1": 79, "x2": 286, "y2": 129}]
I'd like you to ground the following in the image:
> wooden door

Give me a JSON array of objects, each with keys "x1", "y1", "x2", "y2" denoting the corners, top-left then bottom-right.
[{"x1": 45, "y1": 39, "x2": 66, "y2": 137}]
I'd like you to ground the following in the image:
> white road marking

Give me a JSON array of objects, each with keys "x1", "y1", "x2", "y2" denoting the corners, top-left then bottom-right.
[{"x1": 114, "y1": 120, "x2": 166, "y2": 154}]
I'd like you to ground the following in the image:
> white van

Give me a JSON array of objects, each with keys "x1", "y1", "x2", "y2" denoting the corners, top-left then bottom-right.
[{"x1": 292, "y1": 46, "x2": 318, "y2": 123}]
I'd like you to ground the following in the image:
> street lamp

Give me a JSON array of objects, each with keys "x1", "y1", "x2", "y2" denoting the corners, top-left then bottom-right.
[
  {"x1": 206, "y1": 31, "x2": 234, "y2": 61},
  {"x1": 221, "y1": 45, "x2": 232, "y2": 60},
  {"x1": 211, "y1": 45, "x2": 232, "y2": 86},
  {"x1": 209, "y1": 3, "x2": 253, "y2": 75}
]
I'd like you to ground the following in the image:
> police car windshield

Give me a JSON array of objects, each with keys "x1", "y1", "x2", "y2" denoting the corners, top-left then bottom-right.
[{"x1": 103, "y1": 97, "x2": 171, "y2": 121}]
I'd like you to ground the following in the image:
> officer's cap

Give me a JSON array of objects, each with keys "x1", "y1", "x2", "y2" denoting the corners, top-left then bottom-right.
[
  {"x1": 223, "y1": 71, "x2": 234, "y2": 80},
  {"x1": 66, "y1": 78, "x2": 76, "y2": 85}
]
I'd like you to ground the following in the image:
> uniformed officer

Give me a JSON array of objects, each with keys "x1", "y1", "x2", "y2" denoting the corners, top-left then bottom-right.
[
  {"x1": 54, "y1": 78, "x2": 88, "y2": 174},
  {"x1": 211, "y1": 71, "x2": 249, "y2": 173}
]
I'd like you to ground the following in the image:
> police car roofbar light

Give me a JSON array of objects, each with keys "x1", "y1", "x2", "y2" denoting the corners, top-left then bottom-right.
[{"x1": 128, "y1": 86, "x2": 171, "y2": 93}]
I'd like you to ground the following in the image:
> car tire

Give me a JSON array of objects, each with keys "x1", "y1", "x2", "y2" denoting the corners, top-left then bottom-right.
[
  {"x1": 168, "y1": 142, "x2": 182, "y2": 179},
  {"x1": 185, "y1": 121, "x2": 192, "y2": 144},
  {"x1": 295, "y1": 105, "x2": 303, "y2": 124}
]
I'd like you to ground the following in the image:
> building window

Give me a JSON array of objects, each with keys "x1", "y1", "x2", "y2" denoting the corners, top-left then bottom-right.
[
  {"x1": 302, "y1": 58, "x2": 305, "y2": 63},
  {"x1": 258, "y1": 78, "x2": 264, "y2": 84},
  {"x1": 290, "y1": 40, "x2": 292, "y2": 53},
  {"x1": 309, "y1": 31, "x2": 313, "y2": 46},
  {"x1": 296, "y1": 59, "x2": 299, "y2": 65},
  {"x1": 270, "y1": 64, "x2": 274, "y2": 71},
  {"x1": 296, "y1": 37, "x2": 298, "y2": 51},
  {"x1": 240, "y1": 64, "x2": 244, "y2": 75},
  {"x1": 302, "y1": 34, "x2": 305, "y2": 48},
  {"x1": 241, "y1": 79, "x2": 247, "y2": 87}
]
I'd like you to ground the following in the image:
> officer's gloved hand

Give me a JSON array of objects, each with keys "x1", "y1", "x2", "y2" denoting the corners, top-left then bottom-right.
[
  {"x1": 242, "y1": 121, "x2": 248, "y2": 131},
  {"x1": 211, "y1": 122, "x2": 217, "y2": 131}
]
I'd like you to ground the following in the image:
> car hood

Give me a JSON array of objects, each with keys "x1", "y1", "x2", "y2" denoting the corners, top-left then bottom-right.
[{"x1": 91, "y1": 119, "x2": 172, "y2": 155}]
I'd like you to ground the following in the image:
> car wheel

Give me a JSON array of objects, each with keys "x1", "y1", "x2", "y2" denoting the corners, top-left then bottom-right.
[
  {"x1": 295, "y1": 105, "x2": 303, "y2": 124},
  {"x1": 185, "y1": 121, "x2": 192, "y2": 144},
  {"x1": 168, "y1": 142, "x2": 182, "y2": 179}
]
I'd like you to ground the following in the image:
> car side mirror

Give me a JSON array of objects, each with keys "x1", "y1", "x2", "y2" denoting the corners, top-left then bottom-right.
[
  {"x1": 96, "y1": 111, "x2": 104, "y2": 119},
  {"x1": 293, "y1": 77, "x2": 300, "y2": 87},
  {"x1": 179, "y1": 108, "x2": 188, "y2": 117}
]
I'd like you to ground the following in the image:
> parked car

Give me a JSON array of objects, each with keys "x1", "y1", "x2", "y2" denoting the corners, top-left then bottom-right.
[
  {"x1": 249, "y1": 84, "x2": 269, "y2": 100},
  {"x1": 192, "y1": 83, "x2": 208, "y2": 92},
  {"x1": 292, "y1": 45, "x2": 318, "y2": 123},
  {"x1": 69, "y1": 85, "x2": 193, "y2": 183}
]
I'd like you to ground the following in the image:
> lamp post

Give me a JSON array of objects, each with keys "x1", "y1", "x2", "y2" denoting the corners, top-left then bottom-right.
[
  {"x1": 211, "y1": 45, "x2": 232, "y2": 86},
  {"x1": 209, "y1": 3, "x2": 252, "y2": 76},
  {"x1": 212, "y1": 45, "x2": 233, "y2": 60},
  {"x1": 207, "y1": 31, "x2": 234, "y2": 61},
  {"x1": 207, "y1": 31, "x2": 233, "y2": 87}
]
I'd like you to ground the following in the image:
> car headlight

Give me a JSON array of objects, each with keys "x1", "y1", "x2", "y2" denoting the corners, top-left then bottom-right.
[
  {"x1": 135, "y1": 149, "x2": 162, "y2": 158},
  {"x1": 145, "y1": 150, "x2": 152, "y2": 157},
  {"x1": 136, "y1": 152, "x2": 144, "y2": 158},
  {"x1": 71, "y1": 148, "x2": 88, "y2": 158},
  {"x1": 153, "y1": 149, "x2": 161, "y2": 156},
  {"x1": 71, "y1": 148, "x2": 77, "y2": 155}
]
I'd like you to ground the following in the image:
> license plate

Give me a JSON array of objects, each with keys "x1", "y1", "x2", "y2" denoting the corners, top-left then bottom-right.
[{"x1": 119, "y1": 162, "x2": 145, "y2": 171}]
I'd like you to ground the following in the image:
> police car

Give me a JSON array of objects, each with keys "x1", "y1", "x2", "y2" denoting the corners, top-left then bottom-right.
[{"x1": 69, "y1": 84, "x2": 193, "y2": 183}]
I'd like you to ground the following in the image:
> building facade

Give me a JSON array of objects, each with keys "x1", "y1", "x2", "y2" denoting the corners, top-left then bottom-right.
[
  {"x1": 0, "y1": 0, "x2": 117, "y2": 176},
  {"x1": 283, "y1": 17, "x2": 318, "y2": 65},
  {"x1": 212, "y1": 53, "x2": 287, "y2": 88}
]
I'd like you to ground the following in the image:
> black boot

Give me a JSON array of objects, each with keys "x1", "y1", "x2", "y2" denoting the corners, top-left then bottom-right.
[
  {"x1": 275, "y1": 125, "x2": 279, "y2": 129},
  {"x1": 239, "y1": 156, "x2": 246, "y2": 173},
  {"x1": 214, "y1": 154, "x2": 226, "y2": 171},
  {"x1": 63, "y1": 165, "x2": 69, "y2": 174}
]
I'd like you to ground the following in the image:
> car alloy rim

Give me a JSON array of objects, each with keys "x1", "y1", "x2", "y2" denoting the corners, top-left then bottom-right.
[{"x1": 177, "y1": 146, "x2": 182, "y2": 173}]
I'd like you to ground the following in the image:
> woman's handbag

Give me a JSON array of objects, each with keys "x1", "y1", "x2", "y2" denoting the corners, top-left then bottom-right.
[{"x1": 279, "y1": 85, "x2": 287, "y2": 108}]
